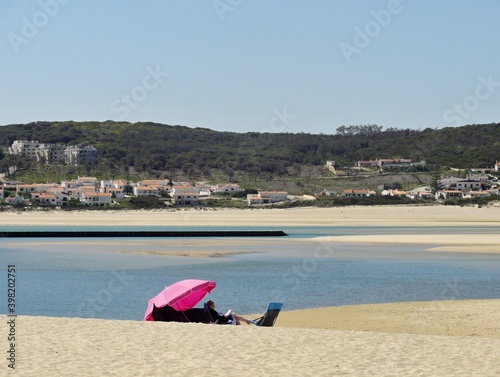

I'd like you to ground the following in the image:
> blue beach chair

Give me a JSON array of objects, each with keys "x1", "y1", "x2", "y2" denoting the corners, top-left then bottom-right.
[{"x1": 251, "y1": 303, "x2": 284, "y2": 327}]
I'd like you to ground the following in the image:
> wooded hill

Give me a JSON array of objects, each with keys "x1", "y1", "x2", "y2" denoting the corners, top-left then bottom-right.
[{"x1": 0, "y1": 121, "x2": 499, "y2": 180}]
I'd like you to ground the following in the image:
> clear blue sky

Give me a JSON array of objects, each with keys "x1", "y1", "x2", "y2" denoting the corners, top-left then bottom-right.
[{"x1": 1, "y1": 0, "x2": 499, "y2": 134}]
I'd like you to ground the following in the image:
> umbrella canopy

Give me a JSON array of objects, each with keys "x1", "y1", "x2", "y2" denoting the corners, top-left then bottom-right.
[{"x1": 144, "y1": 279, "x2": 216, "y2": 321}]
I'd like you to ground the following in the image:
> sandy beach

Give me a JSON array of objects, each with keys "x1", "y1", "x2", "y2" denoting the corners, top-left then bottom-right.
[
  {"x1": 3, "y1": 205, "x2": 500, "y2": 254},
  {"x1": 2, "y1": 204, "x2": 500, "y2": 227},
  {"x1": 2, "y1": 206, "x2": 500, "y2": 375},
  {"x1": 5, "y1": 299, "x2": 500, "y2": 376}
]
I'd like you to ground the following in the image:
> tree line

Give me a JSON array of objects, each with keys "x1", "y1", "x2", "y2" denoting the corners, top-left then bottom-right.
[{"x1": 0, "y1": 121, "x2": 499, "y2": 181}]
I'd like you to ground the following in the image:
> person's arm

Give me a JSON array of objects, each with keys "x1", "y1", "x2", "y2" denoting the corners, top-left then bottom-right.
[{"x1": 209, "y1": 308, "x2": 224, "y2": 322}]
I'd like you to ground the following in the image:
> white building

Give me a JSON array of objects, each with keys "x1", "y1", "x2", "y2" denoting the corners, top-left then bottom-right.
[
  {"x1": 133, "y1": 186, "x2": 159, "y2": 197},
  {"x1": 436, "y1": 190, "x2": 463, "y2": 199},
  {"x1": 172, "y1": 192, "x2": 199, "y2": 206},
  {"x1": 9, "y1": 140, "x2": 98, "y2": 166},
  {"x1": 76, "y1": 176, "x2": 98, "y2": 187},
  {"x1": 342, "y1": 189, "x2": 376, "y2": 197},
  {"x1": 81, "y1": 192, "x2": 112, "y2": 206},
  {"x1": 447, "y1": 180, "x2": 483, "y2": 192},
  {"x1": 171, "y1": 185, "x2": 199, "y2": 205},
  {"x1": 36, "y1": 143, "x2": 66, "y2": 163},
  {"x1": 9, "y1": 140, "x2": 40, "y2": 157},
  {"x1": 466, "y1": 174, "x2": 489, "y2": 182},
  {"x1": 247, "y1": 191, "x2": 288, "y2": 205},
  {"x1": 463, "y1": 191, "x2": 491, "y2": 199},
  {"x1": 212, "y1": 183, "x2": 241, "y2": 194},
  {"x1": 66, "y1": 145, "x2": 98, "y2": 166},
  {"x1": 381, "y1": 189, "x2": 407, "y2": 197},
  {"x1": 408, "y1": 190, "x2": 434, "y2": 200},
  {"x1": 196, "y1": 183, "x2": 212, "y2": 197},
  {"x1": 15, "y1": 184, "x2": 39, "y2": 194},
  {"x1": 36, "y1": 192, "x2": 69, "y2": 206},
  {"x1": 99, "y1": 180, "x2": 125, "y2": 199}
]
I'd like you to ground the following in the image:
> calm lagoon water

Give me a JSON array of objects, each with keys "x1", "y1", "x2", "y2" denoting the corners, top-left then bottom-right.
[{"x1": 1, "y1": 225, "x2": 499, "y2": 320}]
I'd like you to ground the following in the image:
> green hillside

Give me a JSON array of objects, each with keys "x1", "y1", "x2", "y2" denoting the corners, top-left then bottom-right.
[{"x1": 0, "y1": 121, "x2": 499, "y2": 184}]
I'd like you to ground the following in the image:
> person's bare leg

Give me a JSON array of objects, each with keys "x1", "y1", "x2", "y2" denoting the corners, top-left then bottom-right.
[
  {"x1": 227, "y1": 314, "x2": 241, "y2": 325},
  {"x1": 234, "y1": 314, "x2": 252, "y2": 325}
]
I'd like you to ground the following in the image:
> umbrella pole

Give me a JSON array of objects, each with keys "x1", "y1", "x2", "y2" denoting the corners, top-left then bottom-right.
[
  {"x1": 181, "y1": 311, "x2": 190, "y2": 323},
  {"x1": 173, "y1": 303, "x2": 191, "y2": 323}
]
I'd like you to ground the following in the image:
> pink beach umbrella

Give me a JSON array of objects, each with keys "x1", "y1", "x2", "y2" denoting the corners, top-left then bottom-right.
[{"x1": 144, "y1": 279, "x2": 216, "y2": 321}]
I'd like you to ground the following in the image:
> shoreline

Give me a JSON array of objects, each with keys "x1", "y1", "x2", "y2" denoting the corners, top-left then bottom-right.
[
  {"x1": 2, "y1": 206, "x2": 500, "y2": 254},
  {"x1": 1, "y1": 205, "x2": 500, "y2": 227},
  {"x1": 271, "y1": 299, "x2": 500, "y2": 338},
  {"x1": 3, "y1": 207, "x2": 498, "y2": 375},
  {"x1": 14, "y1": 298, "x2": 500, "y2": 337}
]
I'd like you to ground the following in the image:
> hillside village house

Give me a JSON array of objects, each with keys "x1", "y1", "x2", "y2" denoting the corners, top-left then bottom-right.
[
  {"x1": 470, "y1": 167, "x2": 495, "y2": 175},
  {"x1": 3, "y1": 181, "x2": 21, "y2": 187},
  {"x1": 440, "y1": 174, "x2": 492, "y2": 192},
  {"x1": 81, "y1": 192, "x2": 112, "y2": 206},
  {"x1": 133, "y1": 186, "x2": 159, "y2": 197},
  {"x1": 68, "y1": 186, "x2": 94, "y2": 200},
  {"x1": 247, "y1": 191, "x2": 288, "y2": 205},
  {"x1": 342, "y1": 189, "x2": 376, "y2": 197},
  {"x1": 357, "y1": 160, "x2": 380, "y2": 168},
  {"x1": 447, "y1": 180, "x2": 483, "y2": 191},
  {"x1": 379, "y1": 158, "x2": 412, "y2": 167},
  {"x1": 437, "y1": 190, "x2": 463, "y2": 199},
  {"x1": 61, "y1": 180, "x2": 81, "y2": 189},
  {"x1": 464, "y1": 191, "x2": 491, "y2": 199},
  {"x1": 16, "y1": 183, "x2": 60, "y2": 195},
  {"x1": 101, "y1": 186, "x2": 124, "y2": 199},
  {"x1": 381, "y1": 189, "x2": 408, "y2": 198},
  {"x1": 76, "y1": 176, "x2": 98, "y2": 186},
  {"x1": 37, "y1": 192, "x2": 69, "y2": 206},
  {"x1": 325, "y1": 160, "x2": 336, "y2": 174},
  {"x1": 37, "y1": 193, "x2": 58, "y2": 206},
  {"x1": 137, "y1": 179, "x2": 171, "y2": 188},
  {"x1": 466, "y1": 174, "x2": 489, "y2": 182},
  {"x1": 196, "y1": 183, "x2": 212, "y2": 196},
  {"x1": 212, "y1": 183, "x2": 241, "y2": 194},
  {"x1": 405, "y1": 190, "x2": 434, "y2": 200},
  {"x1": 99, "y1": 180, "x2": 125, "y2": 198},
  {"x1": 15, "y1": 184, "x2": 40, "y2": 194},
  {"x1": 320, "y1": 189, "x2": 337, "y2": 197},
  {"x1": 357, "y1": 158, "x2": 414, "y2": 169},
  {"x1": 171, "y1": 185, "x2": 200, "y2": 205}
]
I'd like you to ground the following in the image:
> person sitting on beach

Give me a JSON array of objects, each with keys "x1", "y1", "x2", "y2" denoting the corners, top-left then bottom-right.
[{"x1": 205, "y1": 300, "x2": 252, "y2": 325}]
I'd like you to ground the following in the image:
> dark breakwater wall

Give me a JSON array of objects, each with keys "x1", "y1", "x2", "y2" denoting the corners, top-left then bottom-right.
[{"x1": 0, "y1": 230, "x2": 288, "y2": 238}]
